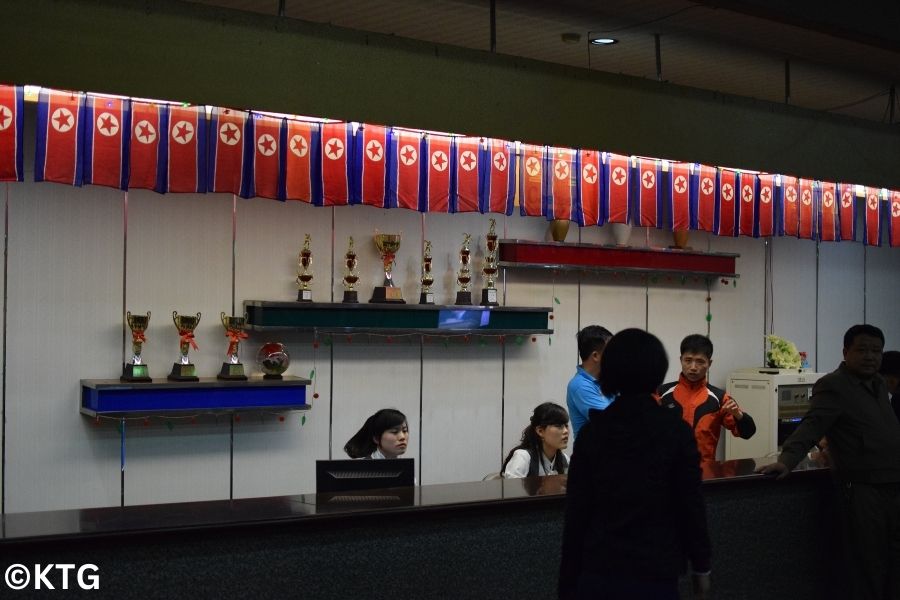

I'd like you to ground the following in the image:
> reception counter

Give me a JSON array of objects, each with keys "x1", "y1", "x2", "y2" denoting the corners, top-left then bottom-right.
[{"x1": 1, "y1": 458, "x2": 839, "y2": 599}]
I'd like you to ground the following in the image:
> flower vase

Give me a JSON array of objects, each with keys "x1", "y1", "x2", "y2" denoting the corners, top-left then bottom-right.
[
  {"x1": 549, "y1": 219, "x2": 570, "y2": 242},
  {"x1": 672, "y1": 229, "x2": 690, "y2": 249},
  {"x1": 610, "y1": 222, "x2": 633, "y2": 246}
]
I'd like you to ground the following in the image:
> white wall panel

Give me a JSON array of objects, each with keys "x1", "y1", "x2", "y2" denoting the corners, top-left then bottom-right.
[
  {"x1": 817, "y1": 242, "x2": 865, "y2": 371},
  {"x1": 769, "y1": 236, "x2": 818, "y2": 368},
  {"x1": 864, "y1": 244, "x2": 900, "y2": 349}
]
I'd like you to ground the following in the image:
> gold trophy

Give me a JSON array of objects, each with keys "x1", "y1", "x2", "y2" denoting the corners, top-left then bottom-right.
[
  {"x1": 342, "y1": 237, "x2": 360, "y2": 303},
  {"x1": 481, "y1": 218, "x2": 500, "y2": 306},
  {"x1": 419, "y1": 240, "x2": 435, "y2": 305},
  {"x1": 370, "y1": 232, "x2": 405, "y2": 303},
  {"x1": 168, "y1": 311, "x2": 201, "y2": 381},
  {"x1": 122, "y1": 311, "x2": 151, "y2": 382},
  {"x1": 218, "y1": 312, "x2": 248, "y2": 380},
  {"x1": 296, "y1": 233, "x2": 314, "y2": 302},
  {"x1": 455, "y1": 232, "x2": 473, "y2": 305}
]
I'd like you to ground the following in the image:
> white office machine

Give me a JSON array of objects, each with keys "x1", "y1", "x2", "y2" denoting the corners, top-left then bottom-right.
[{"x1": 724, "y1": 368, "x2": 825, "y2": 460}]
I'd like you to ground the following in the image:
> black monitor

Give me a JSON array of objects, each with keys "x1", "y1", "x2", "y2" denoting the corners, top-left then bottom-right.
[{"x1": 315, "y1": 458, "x2": 415, "y2": 493}]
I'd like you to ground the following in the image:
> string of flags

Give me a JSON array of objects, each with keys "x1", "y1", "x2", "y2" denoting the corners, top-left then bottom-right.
[{"x1": 0, "y1": 84, "x2": 898, "y2": 247}]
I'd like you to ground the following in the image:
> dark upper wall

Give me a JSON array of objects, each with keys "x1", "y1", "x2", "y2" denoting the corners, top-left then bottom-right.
[{"x1": 4, "y1": 0, "x2": 900, "y2": 189}]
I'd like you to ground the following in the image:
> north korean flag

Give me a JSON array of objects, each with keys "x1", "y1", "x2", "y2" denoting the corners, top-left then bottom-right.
[
  {"x1": 864, "y1": 187, "x2": 881, "y2": 246},
  {"x1": 424, "y1": 134, "x2": 451, "y2": 212},
  {"x1": 245, "y1": 112, "x2": 283, "y2": 200},
  {"x1": 166, "y1": 105, "x2": 207, "y2": 193},
  {"x1": 450, "y1": 136, "x2": 481, "y2": 213},
  {"x1": 780, "y1": 175, "x2": 799, "y2": 236},
  {"x1": 634, "y1": 157, "x2": 661, "y2": 228},
  {"x1": 715, "y1": 168, "x2": 737, "y2": 237},
  {"x1": 577, "y1": 149, "x2": 601, "y2": 226},
  {"x1": 837, "y1": 183, "x2": 856, "y2": 242},
  {"x1": 889, "y1": 190, "x2": 900, "y2": 248},
  {"x1": 695, "y1": 164, "x2": 716, "y2": 232},
  {"x1": 284, "y1": 119, "x2": 318, "y2": 203},
  {"x1": 35, "y1": 88, "x2": 84, "y2": 186},
  {"x1": 208, "y1": 107, "x2": 249, "y2": 196},
  {"x1": 485, "y1": 138, "x2": 515, "y2": 215},
  {"x1": 548, "y1": 147, "x2": 576, "y2": 222},
  {"x1": 818, "y1": 181, "x2": 838, "y2": 242},
  {"x1": 798, "y1": 178, "x2": 815, "y2": 239},
  {"x1": 317, "y1": 122, "x2": 353, "y2": 206},
  {"x1": 353, "y1": 123, "x2": 389, "y2": 207},
  {"x1": 737, "y1": 172, "x2": 757, "y2": 237},
  {"x1": 0, "y1": 84, "x2": 24, "y2": 182},
  {"x1": 668, "y1": 162, "x2": 692, "y2": 232},
  {"x1": 388, "y1": 129, "x2": 423, "y2": 211},
  {"x1": 757, "y1": 174, "x2": 776, "y2": 237},
  {"x1": 604, "y1": 152, "x2": 630, "y2": 224},
  {"x1": 83, "y1": 95, "x2": 130, "y2": 190},
  {"x1": 129, "y1": 101, "x2": 167, "y2": 193},
  {"x1": 519, "y1": 144, "x2": 546, "y2": 217}
]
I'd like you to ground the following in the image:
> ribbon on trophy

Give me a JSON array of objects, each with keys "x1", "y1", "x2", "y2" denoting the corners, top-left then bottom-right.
[
  {"x1": 226, "y1": 329, "x2": 249, "y2": 357},
  {"x1": 131, "y1": 331, "x2": 147, "y2": 344},
  {"x1": 180, "y1": 331, "x2": 199, "y2": 351}
]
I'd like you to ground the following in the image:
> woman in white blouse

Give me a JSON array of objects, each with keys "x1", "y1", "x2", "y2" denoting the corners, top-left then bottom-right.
[
  {"x1": 344, "y1": 408, "x2": 409, "y2": 459},
  {"x1": 502, "y1": 402, "x2": 571, "y2": 478}
]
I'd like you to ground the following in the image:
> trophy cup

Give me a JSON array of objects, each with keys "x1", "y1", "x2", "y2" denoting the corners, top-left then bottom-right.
[
  {"x1": 122, "y1": 311, "x2": 152, "y2": 382},
  {"x1": 168, "y1": 311, "x2": 201, "y2": 381},
  {"x1": 455, "y1": 233, "x2": 473, "y2": 305},
  {"x1": 296, "y1": 233, "x2": 314, "y2": 302},
  {"x1": 370, "y1": 232, "x2": 405, "y2": 303},
  {"x1": 419, "y1": 240, "x2": 435, "y2": 305},
  {"x1": 342, "y1": 237, "x2": 360, "y2": 303},
  {"x1": 481, "y1": 218, "x2": 500, "y2": 306},
  {"x1": 218, "y1": 312, "x2": 248, "y2": 380}
]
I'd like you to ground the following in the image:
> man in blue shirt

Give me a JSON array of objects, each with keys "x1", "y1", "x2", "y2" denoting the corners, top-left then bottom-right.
[{"x1": 566, "y1": 325, "x2": 614, "y2": 439}]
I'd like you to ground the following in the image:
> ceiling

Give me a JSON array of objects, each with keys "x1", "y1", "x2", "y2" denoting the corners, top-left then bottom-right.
[{"x1": 188, "y1": 0, "x2": 900, "y2": 124}]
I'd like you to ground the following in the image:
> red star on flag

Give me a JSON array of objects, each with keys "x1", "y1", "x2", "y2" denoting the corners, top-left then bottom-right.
[
  {"x1": 174, "y1": 122, "x2": 193, "y2": 143},
  {"x1": 53, "y1": 109, "x2": 72, "y2": 131},
  {"x1": 674, "y1": 176, "x2": 686, "y2": 194},
  {"x1": 461, "y1": 151, "x2": 476, "y2": 171},
  {"x1": 221, "y1": 123, "x2": 239, "y2": 144},
  {"x1": 525, "y1": 157, "x2": 540, "y2": 176},
  {"x1": 701, "y1": 178, "x2": 713, "y2": 195},
  {"x1": 761, "y1": 187, "x2": 771, "y2": 203},
  {"x1": 642, "y1": 170, "x2": 654, "y2": 188},
  {"x1": 722, "y1": 183, "x2": 733, "y2": 201},
  {"x1": 742, "y1": 185, "x2": 753, "y2": 202},
  {"x1": 841, "y1": 191, "x2": 852, "y2": 208},
  {"x1": 824, "y1": 192, "x2": 834, "y2": 207},
  {"x1": 786, "y1": 187, "x2": 797, "y2": 203},
  {"x1": 0, "y1": 106, "x2": 10, "y2": 130},
  {"x1": 400, "y1": 145, "x2": 417, "y2": 165},
  {"x1": 555, "y1": 160, "x2": 569, "y2": 179},
  {"x1": 326, "y1": 138, "x2": 343, "y2": 159},
  {"x1": 136, "y1": 121, "x2": 156, "y2": 143},
  {"x1": 98, "y1": 114, "x2": 117, "y2": 135},
  {"x1": 366, "y1": 140, "x2": 383, "y2": 161},
  {"x1": 431, "y1": 151, "x2": 447, "y2": 171},
  {"x1": 258, "y1": 134, "x2": 276, "y2": 155},
  {"x1": 583, "y1": 164, "x2": 597, "y2": 184},
  {"x1": 493, "y1": 152, "x2": 506, "y2": 171},
  {"x1": 612, "y1": 167, "x2": 626, "y2": 185}
]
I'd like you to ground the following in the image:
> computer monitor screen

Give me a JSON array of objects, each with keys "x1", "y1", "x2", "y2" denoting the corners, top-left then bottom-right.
[{"x1": 315, "y1": 458, "x2": 415, "y2": 493}]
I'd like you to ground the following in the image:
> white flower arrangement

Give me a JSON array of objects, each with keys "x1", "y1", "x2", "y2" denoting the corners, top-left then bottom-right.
[{"x1": 766, "y1": 334, "x2": 802, "y2": 369}]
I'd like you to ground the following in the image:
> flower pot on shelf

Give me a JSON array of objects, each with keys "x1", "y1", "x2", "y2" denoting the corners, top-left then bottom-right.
[
  {"x1": 549, "y1": 219, "x2": 570, "y2": 242},
  {"x1": 672, "y1": 229, "x2": 690, "y2": 249},
  {"x1": 610, "y1": 222, "x2": 633, "y2": 246}
]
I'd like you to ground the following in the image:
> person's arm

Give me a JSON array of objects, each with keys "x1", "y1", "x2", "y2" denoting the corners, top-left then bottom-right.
[
  {"x1": 721, "y1": 395, "x2": 756, "y2": 439},
  {"x1": 672, "y1": 422, "x2": 712, "y2": 577},
  {"x1": 558, "y1": 427, "x2": 593, "y2": 600},
  {"x1": 573, "y1": 377, "x2": 612, "y2": 412},
  {"x1": 502, "y1": 449, "x2": 530, "y2": 479}
]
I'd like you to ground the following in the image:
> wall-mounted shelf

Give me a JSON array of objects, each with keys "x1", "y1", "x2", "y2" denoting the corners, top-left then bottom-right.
[
  {"x1": 498, "y1": 239, "x2": 739, "y2": 279},
  {"x1": 244, "y1": 301, "x2": 553, "y2": 336},
  {"x1": 80, "y1": 376, "x2": 311, "y2": 418}
]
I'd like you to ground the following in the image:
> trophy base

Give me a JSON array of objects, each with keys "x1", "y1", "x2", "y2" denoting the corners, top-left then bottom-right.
[
  {"x1": 263, "y1": 373, "x2": 284, "y2": 380},
  {"x1": 481, "y1": 288, "x2": 499, "y2": 306},
  {"x1": 121, "y1": 363, "x2": 151, "y2": 383},
  {"x1": 455, "y1": 291, "x2": 473, "y2": 305},
  {"x1": 297, "y1": 289, "x2": 313, "y2": 302},
  {"x1": 342, "y1": 290, "x2": 359, "y2": 304},
  {"x1": 168, "y1": 363, "x2": 199, "y2": 382},
  {"x1": 217, "y1": 362, "x2": 248, "y2": 381},
  {"x1": 370, "y1": 286, "x2": 406, "y2": 303},
  {"x1": 419, "y1": 291, "x2": 434, "y2": 305}
]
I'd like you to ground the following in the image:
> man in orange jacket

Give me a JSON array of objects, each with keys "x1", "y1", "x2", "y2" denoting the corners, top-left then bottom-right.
[{"x1": 658, "y1": 334, "x2": 756, "y2": 462}]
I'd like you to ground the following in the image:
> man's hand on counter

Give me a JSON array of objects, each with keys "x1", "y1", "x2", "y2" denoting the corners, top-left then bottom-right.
[{"x1": 754, "y1": 461, "x2": 790, "y2": 480}]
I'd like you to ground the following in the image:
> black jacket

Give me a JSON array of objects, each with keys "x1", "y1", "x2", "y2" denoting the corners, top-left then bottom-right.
[{"x1": 558, "y1": 393, "x2": 711, "y2": 599}]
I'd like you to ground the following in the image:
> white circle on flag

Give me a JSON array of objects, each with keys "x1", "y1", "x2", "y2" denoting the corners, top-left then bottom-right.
[
  {"x1": 786, "y1": 187, "x2": 797, "y2": 203},
  {"x1": 641, "y1": 170, "x2": 655, "y2": 189},
  {"x1": 761, "y1": 186, "x2": 772, "y2": 204},
  {"x1": 582, "y1": 164, "x2": 597, "y2": 184},
  {"x1": 867, "y1": 195, "x2": 878, "y2": 210},
  {"x1": 0, "y1": 105, "x2": 11, "y2": 131},
  {"x1": 290, "y1": 134, "x2": 309, "y2": 158},
  {"x1": 257, "y1": 133, "x2": 277, "y2": 156},
  {"x1": 134, "y1": 120, "x2": 157, "y2": 144},
  {"x1": 893, "y1": 201, "x2": 900, "y2": 218},
  {"x1": 324, "y1": 137, "x2": 344, "y2": 160},
  {"x1": 171, "y1": 120, "x2": 194, "y2": 144},
  {"x1": 525, "y1": 157, "x2": 541, "y2": 177},
  {"x1": 219, "y1": 122, "x2": 241, "y2": 145},
  {"x1": 742, "y1": 185, "x2": 753, "y2": 203},
  {"x1": 399, "y1": 144, "x2": 417, "y2": 166},
  {"x1": 431, "y1": 150, "x2": 448, "y2": 172},
  {"x1": 701, "y1": 177, "x2": 713, "y2": 195},
  {"x1": 365, "y1": 139, "x2": 383, "y2": 162},
  {"x1": 493, "y1": 152, "x2": 506, "y2": 172},
  {"x1": 612, "y1": 166, "x2": 626, "y2": 186},
  {"x1": 555, "y1": 160, "x2": 569, "y2": 180},
  {"x1": 96, "y1": 112, "x2": 119, "y2": 137},
  {"x1": 461, "y1": 150, "x2": 477, "y2": 172},
  {"x1": 841, "y1": 191, "x2": 852, "y2": 208},
  {"x1": 824, "y1": 191, "x2": 834, "y2": 208},
  {"x1": 673, "y1": 175, "x2": 687, "y2": 194},
  {"x1": 802, "y1": 189, "x2": 812, "y2": 205},
  {"x1": 722, "y1": 183, "x2": 734, "y2": 202},
  {"x1": 50, "y1": 107, "x2": 75, "y2": 133}
]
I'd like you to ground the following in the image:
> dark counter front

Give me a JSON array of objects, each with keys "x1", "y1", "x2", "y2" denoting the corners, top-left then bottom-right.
[{"x1": 1, "y1": 459, "x2": 839, "y2": 600}]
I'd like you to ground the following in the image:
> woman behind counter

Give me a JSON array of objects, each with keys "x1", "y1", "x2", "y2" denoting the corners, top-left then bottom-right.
[
  {"x1": 502, "y1": 402, "x2": 570, "y2": 478},
  {"x1": 344, "y1": 408, "x2": 409, "y2": 459}
]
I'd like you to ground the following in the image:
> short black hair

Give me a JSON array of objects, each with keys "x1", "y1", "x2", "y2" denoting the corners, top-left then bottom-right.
[
  {"x1": 680, "y1": 334, "x2": 713, "y2": 359},
  {"x1": 577, "y1": 325, "x2": 613, "y2": 361},
  {"x1": 881, "y1": 351, "x2": 900, "y2": 377},
  {"x1": 600, "y1": 328, "x2": 668, "y2": 397},
  {"x1": 843, "y1": 324, "x2": 885, "y2": 349}
]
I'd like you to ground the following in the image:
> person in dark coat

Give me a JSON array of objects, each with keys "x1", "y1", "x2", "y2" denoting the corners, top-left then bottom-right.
[{"x1": 559, "y1": 328, "x2": 711, "y2": 600}]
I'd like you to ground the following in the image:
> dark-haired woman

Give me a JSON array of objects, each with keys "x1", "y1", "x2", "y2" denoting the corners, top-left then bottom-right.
[
  {"x1": 344, "y1": 408, "x2": 409, "y2": 459},
  {"x1": 559, "y1": 328, "x2": 711, "y2": 600},
  {"x1": 502, "y1": 402, "x2": 570, "y2": 478}
]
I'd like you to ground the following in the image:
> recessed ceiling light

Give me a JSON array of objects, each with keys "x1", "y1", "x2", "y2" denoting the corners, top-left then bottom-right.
[{"x1": 589, "y1": 37, "x2": 618, "y2": 46}]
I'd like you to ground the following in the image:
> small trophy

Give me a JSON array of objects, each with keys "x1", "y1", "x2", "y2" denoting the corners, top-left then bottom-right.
[
  {"x1": 168, "y1": 311, "x2": 201, "y2": 381},
  {"x1": 218, "y1": 312, "x2": 248, "y2": 381},
  {"x1": 370, "y1": 232, "x2": 405, "y2": 303},
  {"x1": 122, "y1": 311, "x2": 151, "y2": 382},
  {"x1": 455, "y1": 232, "x2": 473, "y2": 305},
  {"x1": 342, "y1": 237, "x2": 360, "y2": 303},
  {"x1": 296, "y1": 233, "x2": 313, "y2": 302},
  {"x1": 419, "y1": 240, "x2": 435, "y2": 305},
  {"x1": 481, "y1": 218, "x2": 499, "y2": 306}
]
